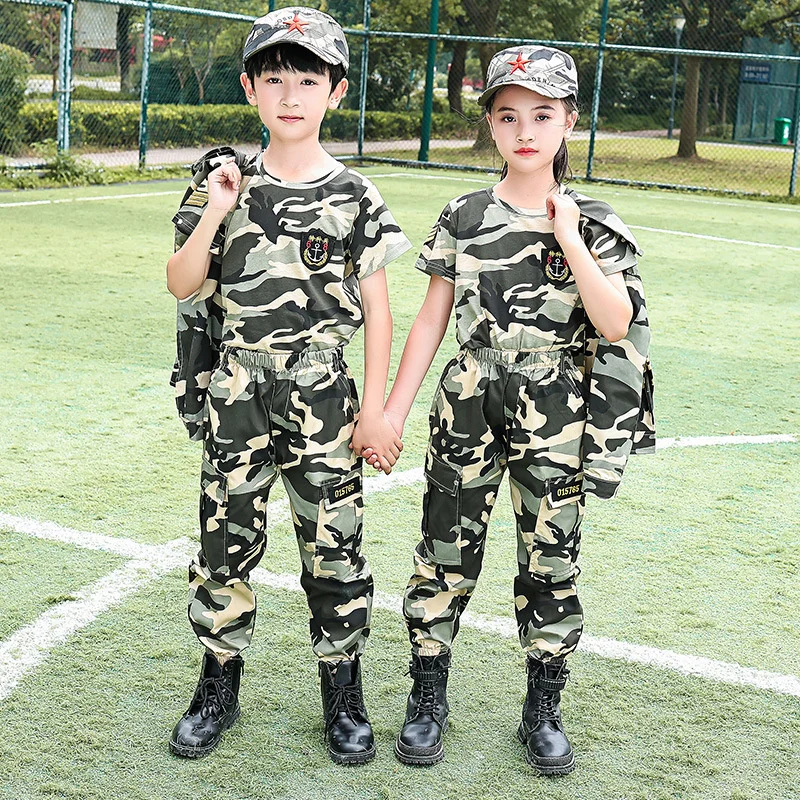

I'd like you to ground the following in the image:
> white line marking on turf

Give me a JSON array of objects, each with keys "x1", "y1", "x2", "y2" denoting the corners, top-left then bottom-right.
[
  {"x1": 0, "y1": 543, "x2": 193, "y2": 701},
  {"x1": 2, "y1": 496, "x2": 800, "y2": 699},
  {"x1": 451, "y1": 610, "x2": 800, "y2": 697},
  {"x1": 658, "y1": 433, "x2": 796, "y2": 449},
  {"x1": 244, "y1": 571, "x2": 800, "y2": 698},
  {"x1": 0, "y1": 512, "x2": 193, "y2": 560},
  {"x1": 0, "y1": 190, "x2": 177, "y2": 208},
  {"x1": 587, "y1": 187, "x2": 800, "y2": 213},
  {"x1": 628, "y1": 225, "x2": 800, "y2": 253},
  {"x1": 371, "y1": 172, "x2": 800, "y2": 213},
  {"x1": 371, "y1": 171, "x2": 493, "y2": 185}
]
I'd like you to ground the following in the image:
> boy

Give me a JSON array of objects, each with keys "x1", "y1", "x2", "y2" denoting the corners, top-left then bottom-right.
[{"x1": 166, "y1": 6, "x2": 411, "y2": 764}]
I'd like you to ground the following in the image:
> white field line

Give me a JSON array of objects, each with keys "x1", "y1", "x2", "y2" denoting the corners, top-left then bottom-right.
[
  {"x1": 261, "y1": 468, "x2": 425, "y2": 527},
  {"x1": 586, "y1": 186, "x2": 800, "y2": 213},
  {"x1": 2, "y1": 173, "x2": 797, "y2": 215},
  {"x1": 371, "y1": 171, "x2": 493, "y2": 185},
  {"x1": 628, "y1": 224, "x2": 800, "y2": 253},
  {"x1": 0, "y1": 190, "x2": 177, "y2": 208},
  {"x1": 2, "y1": 434, "x2": 800, "y2": 701},
  {"x1": 0, "y1": 546, "x2": 194, "y2": 701},
  {"x1": 657, "y1": 433, "x2": 796, "y2": 449},
  {"x1": 370, "y1": 172, "x2": 800, "y2": 213}
]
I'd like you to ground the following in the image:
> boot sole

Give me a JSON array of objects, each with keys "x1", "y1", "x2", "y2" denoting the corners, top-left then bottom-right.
[
  {"x1": 328, "y1": 744, "x2": 376, "y2": 766},
  {"x1": 394, "y1": 719, "x2": 448, "y2": 766},
  {"x1": 169, "y1": 706, "x2": 241, "y2": 759},
  {"x1": 517, "y1": 723, "x2": 575, "y2": 776}
]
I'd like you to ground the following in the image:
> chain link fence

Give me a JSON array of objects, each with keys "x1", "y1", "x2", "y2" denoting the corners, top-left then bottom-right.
[{"x1": 1, "y1": 0, "x2": 799, "y2": 195}]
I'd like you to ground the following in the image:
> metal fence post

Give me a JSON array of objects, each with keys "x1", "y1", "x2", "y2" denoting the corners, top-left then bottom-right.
[
  {"x1": 259, "y1": 0, "x2": 277, "y2": 148},
  {"x1": 789, "y1": 60, "x2": 800, "y2": 196},
  {"x1": 357, "y1": 0, "x2": 371, "y2": 157},
  {"x1": 417, "y1": 0, "x2": 439, "y2": 163},
  {"x1": 138, "y1": 0, "x2": 154, "y2": 169},
  {"x1": 586, "y1": 0, "x2": 609, "y2": 180},
  {"x1": 56, "y1": 0, "x2": 75, "y2": 153}
]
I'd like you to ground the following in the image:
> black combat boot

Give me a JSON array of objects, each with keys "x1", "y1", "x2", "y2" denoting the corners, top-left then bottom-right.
[
  {"x1": 394, "y1": 651, "x2": 450, "y2": 766},
  {"x1": 517, "y1": 655, "x2": 575, "y2": 775},
  {"x1": 319, "y1": 657, "x2": 376, "y2": 765},
  {"x1": 169, "y1": 651, "x2": 243, "y2": 758}
]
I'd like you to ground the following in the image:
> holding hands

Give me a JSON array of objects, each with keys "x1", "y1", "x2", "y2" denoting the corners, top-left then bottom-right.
[{"x1": 351, "y1": 411, "x2": 404, "y2": 474}]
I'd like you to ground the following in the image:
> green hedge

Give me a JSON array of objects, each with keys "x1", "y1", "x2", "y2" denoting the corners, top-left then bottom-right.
[
  {"x1": 0, "y1": 43, "x2": 32, "y2": 155},
  {"x1": 19, "y1": 102, "x2": 476, "y2": 151}
]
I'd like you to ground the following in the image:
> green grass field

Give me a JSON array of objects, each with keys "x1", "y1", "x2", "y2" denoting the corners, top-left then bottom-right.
[
  {"x1": 1, "y1": 170, "x2": 799, "y2": 800},
  {"x1": 370, "y1": 138, "x2": 799, "y2": 196}
]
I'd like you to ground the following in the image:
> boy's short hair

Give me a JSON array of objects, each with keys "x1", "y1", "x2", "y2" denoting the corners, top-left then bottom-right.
[{"x1": 244, "y1": 42, "x2": 346, "y2": 91}]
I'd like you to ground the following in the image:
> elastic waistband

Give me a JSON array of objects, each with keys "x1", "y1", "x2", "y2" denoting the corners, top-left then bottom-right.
[
  {"x1": 222, "y1": 345, "x2": 344, "y2": 374},
  {"x1": 463, "y1": 347, "x2": 583, "y2": 370}
]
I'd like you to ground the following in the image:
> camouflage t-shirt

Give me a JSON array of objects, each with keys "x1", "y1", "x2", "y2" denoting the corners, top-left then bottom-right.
[
  {"x1": 175, "y1": 158, "x2": 412, "y2": 353},
  {"x1": 416, "y1": 186, "x2": 641, "y2": 352}
]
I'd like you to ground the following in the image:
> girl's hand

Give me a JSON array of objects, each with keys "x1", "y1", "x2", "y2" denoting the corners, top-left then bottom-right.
[
  {"x1": 362, "y1": 410, "x2": 406, "y2": 472},
  {"x1": 546, "y1": 192, "x2": 582, "y2": 248},
  {"x1": 351, "y1": 412, "x2": 403, "y2": 474},
  {"x1": 207, "y1": 159, "x2": 241, "y2": 215}
]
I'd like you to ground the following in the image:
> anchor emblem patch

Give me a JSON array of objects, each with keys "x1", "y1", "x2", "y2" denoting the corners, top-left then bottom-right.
[
  {"x1": 301, "y1": 232, "x2": 332, "y2": 269},
  {"x1": 544, "y1": 249, "x2": 571, "y2": 282}
]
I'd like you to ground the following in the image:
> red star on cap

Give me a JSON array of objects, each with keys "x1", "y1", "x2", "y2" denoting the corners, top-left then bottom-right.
[
  {"x1": 507, "y1": 53, "x2": 531, "y2": 74},
  {"x1": 284, "y1": 13, "x2": 309, "y2": 34}
]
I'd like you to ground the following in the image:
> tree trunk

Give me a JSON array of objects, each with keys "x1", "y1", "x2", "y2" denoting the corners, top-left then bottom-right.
[
  {"x1": 720, "y1": 78, "x2": 728, "y2": 127},
  {"x1": 677, "y1": 55, "x2": 700, "y2": 158},
  {"x1": 698, "y1": 58, "x2": 711, "y2": 136},
  {"x1": 117, "y1": 7, "x2": 133, "y2": 92},
  {"x1": 448, "y1": 39, "x2": 467, "y2": 115}
]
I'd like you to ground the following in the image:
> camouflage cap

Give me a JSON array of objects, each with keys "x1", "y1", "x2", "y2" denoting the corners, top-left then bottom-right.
[
  {"x1": 478, "y1": 46, "x2": 578, "y2": 106},
  {"x1": 243, "y1": 6, "x2": 349, "y2": 73}
]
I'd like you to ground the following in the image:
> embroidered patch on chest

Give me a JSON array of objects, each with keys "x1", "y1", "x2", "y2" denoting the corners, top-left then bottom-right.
[
  {"x1": 301, "y1": 232, "x2": 333, "y2": 269},
  {"x1": 545, "y1": 249, "x2": 571, "y2": 282}
]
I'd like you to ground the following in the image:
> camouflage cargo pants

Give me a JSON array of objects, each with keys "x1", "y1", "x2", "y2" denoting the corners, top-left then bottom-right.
[
  {"x1": 403, "y1": 347, "x2": 587, "y2": 660},
  {"x1": 188, "y1": 346, "x2": 373, "y2": 662}
]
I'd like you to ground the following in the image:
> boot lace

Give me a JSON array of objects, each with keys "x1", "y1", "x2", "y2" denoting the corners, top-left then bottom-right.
[
  {"x1": 327, "y1": 683, "x2": 363, "y2": 725},
  {"x1": 417, "y1": 680, "x2": 438, "y2": 716},
  {"x1": 528, "y1": 688, "x2": 559, "y2": 722},
  {"x1": 196, "y1": 676, "x2": 236, "y2": 719}
]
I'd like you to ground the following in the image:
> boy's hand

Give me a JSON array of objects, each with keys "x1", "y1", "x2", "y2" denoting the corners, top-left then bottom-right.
[
  {"x1": 547, "y1": 192, "x2": 581, "y2": 248},
  {"x1": 208, "y1": 159, "x2": 242, "y2": 215},
  {"x1": 351, "y1": 412, "x2": 403, "y2": 474}
]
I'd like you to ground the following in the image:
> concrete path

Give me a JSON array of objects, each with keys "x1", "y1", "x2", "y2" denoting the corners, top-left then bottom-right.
[{"x1": 7, "y1": 128, "x2": 793, "y2": 169}]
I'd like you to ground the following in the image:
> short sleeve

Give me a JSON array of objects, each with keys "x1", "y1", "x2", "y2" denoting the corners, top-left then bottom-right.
[
  {"x1": 582, "y1": 219, "x2": 639, "y2": 276},
  {"x1": 347, "y1": 180, "x2": 412, "y2": 281},
  {"x1": 415, "y1": 203, "x2": 457, "y2": 284},
  {"x1": 172, "y1": 148, "x2": 239, "y2": 256}
]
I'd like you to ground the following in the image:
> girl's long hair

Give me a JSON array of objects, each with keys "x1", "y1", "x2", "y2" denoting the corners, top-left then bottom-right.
[{"x1": 490, "y1": 94, "x2": 579, "y2": 186}]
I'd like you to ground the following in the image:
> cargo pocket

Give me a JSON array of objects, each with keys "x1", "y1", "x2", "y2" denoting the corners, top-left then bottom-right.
[
  {"x1": 421, "y1": 452, "x2": 463, "y2": 566},
  {"x1": 314, "y1": 469, "x2": 363, "y2": 579},
  {"x1": 526, "y1": 474, "x2": 585, "y2": 582},
  {"x1": 633, "y1": 358, "x2": 656, "y2": 453},
  {"x1": 199, "y1": 456, "x2": 229, "y2": 578}
]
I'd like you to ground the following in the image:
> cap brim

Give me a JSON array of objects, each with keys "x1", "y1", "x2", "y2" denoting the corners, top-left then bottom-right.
[
  {"x1": 477, "y1": 78, "x2": 571, "y2": 107},
  {"x1": 243, "y1": 39, "x2": 348, "y2": 73}
]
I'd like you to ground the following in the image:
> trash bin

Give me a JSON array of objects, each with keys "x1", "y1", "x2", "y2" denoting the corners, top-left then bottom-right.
[{"x1": 773, "y1": 117, "x2": 792, "y2": 145}]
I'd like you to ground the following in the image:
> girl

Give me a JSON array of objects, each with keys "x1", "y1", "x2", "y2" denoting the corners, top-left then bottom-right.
[{"x1": 366, "y1": 46, "x2": 654, "y2": 774}]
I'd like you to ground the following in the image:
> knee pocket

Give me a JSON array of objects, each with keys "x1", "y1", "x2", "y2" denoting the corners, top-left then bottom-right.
[
  {"x1": 421, "y1": 453, "x2": 463, "y2": 567},
  {"x1": 313, "y1": 468, "x2": 364, "y2": 580},
  {"x1": 523, "y1": 475, "x2": 585, "y2": 583},
  {"x1": 200, "y1": 455, "x2": 231, "y2": 579}
]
